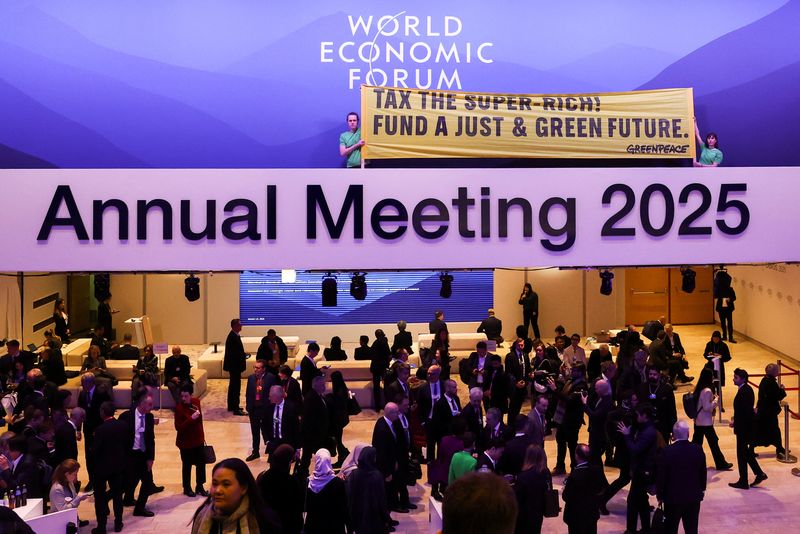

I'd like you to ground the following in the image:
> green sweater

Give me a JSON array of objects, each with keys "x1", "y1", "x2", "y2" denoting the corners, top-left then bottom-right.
[{"x1": 449, "y1": 451, "x2": 477, "y2": 484}]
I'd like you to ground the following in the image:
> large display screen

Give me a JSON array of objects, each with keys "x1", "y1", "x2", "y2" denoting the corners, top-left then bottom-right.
[{"x1": 240, "y1": 270, "x2": 493, "y2": 325}]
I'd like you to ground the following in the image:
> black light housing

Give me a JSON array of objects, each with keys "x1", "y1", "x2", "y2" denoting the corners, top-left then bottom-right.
[
  {"x1": 439, "y1": 272, "x2": 453, "y2": 298},
  {"x1": 350, "y1": 272, "x2": 367, "y2": 300},
  {"x1": 322, "y1": 273, "x2": 337, "y2": 307},
  {"x1": 599, "y1": 270, "x2": 614, "y2": 295},
  {"x1": 680, "y1": 267, "x2": 696, "y2": 293},
  {"x1": 184, "y1": 274, "x2": 200, "y2": 301}
]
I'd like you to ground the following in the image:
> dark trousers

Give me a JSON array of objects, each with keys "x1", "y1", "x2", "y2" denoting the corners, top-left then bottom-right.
[
  {"x1": 693, "y1": 424, "x2": 729, "y2": 468},
  {"x1": 372, "y1": 373, "x2": 384, "y2": 410},
  {"x1": 125, "y1": 450, "x2": 154, "y2": 512},
  {"x1": 397, "y1": 463, "x2": 410, "y2": 507},
  {"x1": 94, "y1": 471, "x2": 124, "y2": 527},
  {"x1": 299, "y1": 439, "x2": 324, "y2": 476},
  {"x1": 626, "y1": 473, "x2": 651, "y2": 532},
  {"x1": 555, "y1": 426, "x2": 579, "y2": 469},
  {"x1": 249, "y1": 405, "x2": 267, "y2": 453},
  {"x1": 180, "y1": 446, "x2": 206, "y2": 491},
  {"x1": 84, "y1": 430, "x2": 97, "y2": 485},
  {"x1": 567, "y1": 523, "x2": 597, "y2": 534},
  {"x1": 227, "y1": 372, "x2": 242, "y2": 411},
  {"x1": 331, "y1": 424, "x2": 349, "y2": 459},
  {"x1": 424, "y1": 421, "x2": 437, "y2": 463},
  {"x1": 718, "y1": 309, "x2": 734, "y2": 340},
  {"x1": 736, "y1": 435, "x2": 764, "y2": 482},
  {"x1": 523, "y1": 310, "x2": 540, "y2": 340},
  {"x1": 384, "y1": 473, "x2": 399, "y2": 509},
  {"x1": 508, "y1": 385, "x2": 528, "y2": 424},
  {"x1": 664, "y1": 501, "x2": 700, "y2": 534},
  {"x1": 167, "y1": 379, "x2": 191, "y2": 403},
  {"x1": 603, "y1": 451, "x2": 630, "y2": 504}
]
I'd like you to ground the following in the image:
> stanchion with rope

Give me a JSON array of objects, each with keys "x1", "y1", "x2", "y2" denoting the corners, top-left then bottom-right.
[{"x1": 777, "y1": 401, "x2": 797, "y2": 464}]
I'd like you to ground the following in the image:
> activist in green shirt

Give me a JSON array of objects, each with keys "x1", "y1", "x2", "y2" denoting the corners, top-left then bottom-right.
[
  {"x1": 339, "y1": 112, "x2": 365, "y2": 168},
  {"x1": 448, "y1": 438, "x2": 478, "y2": 484},
  {"x1": 694, "y1": 119, "x2": 723, "y2": 167}
]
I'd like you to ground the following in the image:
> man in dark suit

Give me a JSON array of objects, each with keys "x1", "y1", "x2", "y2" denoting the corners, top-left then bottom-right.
[
  {"x1": 109, "y1": 333, "x2": 140, "y2": 360},
  {"x1": 77, "y1": 372, "x2": 112, "y2": 491},
  {"x1": 245, "y1": 359, "x2": 279, "y2": 461},
  {"x1": 477, "y1": 308, "x2": 503, "y2": 344},
  {"x1": 499, "y1": 415, "x2": 534, "y2": 476},
  {"x1": 475, "y1": 438, "x2": 504, "y2": 473},
  {"x1": 299, "y1": 342, "x2": 324, "y2": 397},
  {"x1": 562, "y1": 444, "x2": 607, "y2": 534},
  {"x1": 264, "y1": 385, "x2": 301, "y2": 454},
  {"x1": 391, "y1": 321, "x2": 414, "y2": 356},
  {"x1": 415, "y1": 364, "x2": 442, "y2": 462},
  {"x1": 657, "y1": 420, "x2": 706, "y2": 534},
  {"x1": 90, "y1": 325, "x2": 111, "y2": 358},
  {"x1": 729, "y1": 368, "x2": 767, "y2": 489},
  {"x1": 637, "y1": 366, "x2": 677, "y2": 442},
  {"x1": 0, "y1": 339, "x2": 35, "y2": 382},
  {"x1": 582, "y1": 379, "x2": 614, "y2": 464},
  {"x1": 372, "y1": 401, "x2": 401, "y2": 511},
  {"x1": 257, "y1": 329, "x2": 289, "y2": 375},
  {"x1": 484, "y1": 354, "x2": 510, "y2": 415},
  {"x1": 394, "y1": 395, "x2": 417, "y2": 511},
  {"x1": 120, "y1": 391, "x2": 157, "y2": 517},
  {"x1": 278, "y1": 364, "x2": 303, "y2": 407},
  {"x1": 299, "y1": 376, "x2": 330, "y2": 477},
  {"x1": 224, "y1": 318, "x2": 248, "y2": 415},
  {"x1": 466, "y1": 341, "x2": 494, "y2": 391},
  {"x1": 481, "y1": 408, "x2": 510, "y2": 452},
  {"x1": 51, "y1": 407, "x2": 85, "y2": 468},
  {"x1": 526, "y1": 394, "x2": 549, "y2": 448},
  {"x1": 428, "y1": 310, "x2": 446, "y2": 334},
  {"x1": 0, "y1": 434, "x2": 44, "y2": 498},
  {"x1": 431, "y1": 379, "x2": 461, "y2": 446},
  {"x1": 461, "y1": 387, "x2": 485, "y2": 448},
  {"x1": 617, "y1": 349, "x2": 648, "y2": 399},
  {"x1": 164, "y1": 345, "x2": 193, "y2": 403},
  {"x1": 505, "y1": 338, "x2": 532, "y2": 423},
  {"x1": 385, "y1": 363, "x2": 412, "y2": 406},
  {"x1": 93, "y1": 402, "x2": 128, "y2": 534}
]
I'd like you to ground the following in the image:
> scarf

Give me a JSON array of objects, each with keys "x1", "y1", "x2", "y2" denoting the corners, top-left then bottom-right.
[
  {"x1": 192, "y1": 494, "x2": 257, "y2": 534},
  {"x1": 308, "y1": 448, "x2": 335, "y2": 493},
  {"x1": 339, "y1": 442, "x2": 369, "y2": 479}
]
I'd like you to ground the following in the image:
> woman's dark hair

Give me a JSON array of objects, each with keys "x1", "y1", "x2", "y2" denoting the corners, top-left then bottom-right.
[
  {"x1": 53, "y1": 297, "x2": 65, "y2": 314},
  {"x1": 523, "y1": 283, "x2": 533, "y2": 293},
  {"x1": 180, "y1": 383, "x2": 195, "y2": 395},
  {"x1": 515, "y1": 325, "x2": 527, "y2": 339},
  {"x1": 329, "y1": 336, "x2": 342, "y2": 350},
  {"x1": 330, "y1": 370, "x2": 348, "y2": 395},
  {"x1": 710, "y1": 330, "x2": 722, "y2": 340},
  {"x1": 693, "y1": 367, "x2": 715, "y2": 399},
  {"x1": 192, "y1": 458, "x2": 268, "y2": 525},
  {"x1": 450, "y1": 415, "x2": 467, "y2": 437},
  {"x1": 52, "y1": 458, "x2": 80, "y2": 486},
  {"x1": 704, "y1": 132, "x2": 720, "y2": 150}
]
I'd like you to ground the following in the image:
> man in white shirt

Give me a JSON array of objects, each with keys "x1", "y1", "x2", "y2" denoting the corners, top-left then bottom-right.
[{"x1": 563, "y1": 333, "x2": 587, "y2": 368}]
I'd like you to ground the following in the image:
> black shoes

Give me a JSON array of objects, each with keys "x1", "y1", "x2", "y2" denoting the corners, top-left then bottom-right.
[
  {"x1": 405, "y1": 502, "x2": 418, "y2": 510},
  {"x1": 183, "y1": 488, "x2": 196, "y2": 497},
  {"x1": 233, "y1": 409, "x2": 247, "y2": 416},
  {"x1": 728, "y1": 481, "x2": 749, "y2": 490},
  {"x1": 196, "y1": 486, "x2": 210, "y2": 497},
  {"x1": 150, "y1": 485, "x2": 165, "y2": 494},
  {"x1": 679, "y1": 375, "x2": 694, "y2": 383},
  {"x1": 716, "y1": 462, "x2": 734, "y2": 471},
  {"x1": 114, "y1": 519, "x2": 124, "y2": 533},
  {"x1": 133, "y1": 508, "x2": 155, "y2": 517},
  {"x1": 751, "y1": 473, "x2": 768, "y2": 486},
  {"x1": 245, "y1": 452, "x2": 260, "y2": 461},
  {"x1": 551, "y1": 466, "x2": 567, "y2": 476},
  {"x1": 78, "y1": 520, "x2": 90, "y2": 527}
]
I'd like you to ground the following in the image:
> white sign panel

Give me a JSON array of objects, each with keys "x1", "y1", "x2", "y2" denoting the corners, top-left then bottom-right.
[{"x1": 0, "y1": 168, "x2": 798, "y2": 271}]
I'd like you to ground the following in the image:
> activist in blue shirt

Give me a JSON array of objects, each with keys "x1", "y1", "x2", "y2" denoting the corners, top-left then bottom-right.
[
  {"x1": 694, "y1": 118, "x2": 723, "y2": 167},
  {"x1": 339, "y1": 111, "x2": 365, "y2": 168}
]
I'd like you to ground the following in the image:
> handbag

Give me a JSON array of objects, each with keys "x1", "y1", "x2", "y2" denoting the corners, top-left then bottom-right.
[
  {"x1": 202, "y1": 443, "x2": 216, "y2": 464},
  {"x1": 651, "y1": 502, "x2": 666, "y2": 534},
  {"x1": 347, "y1": 394, "x2": 362, "y2": 416},
  {"x1": 543, "y1": 478, "x2": 560, "y2": 518}
]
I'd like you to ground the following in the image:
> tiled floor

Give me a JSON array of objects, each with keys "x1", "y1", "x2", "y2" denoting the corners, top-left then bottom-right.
[{"x1": 68, "y1": 324, "x2": 800, "y2": 533}]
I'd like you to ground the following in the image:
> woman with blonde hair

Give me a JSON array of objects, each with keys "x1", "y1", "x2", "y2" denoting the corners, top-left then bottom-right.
[{"x1": 49, "y1": 459, "x2": 91, "y2": 527}]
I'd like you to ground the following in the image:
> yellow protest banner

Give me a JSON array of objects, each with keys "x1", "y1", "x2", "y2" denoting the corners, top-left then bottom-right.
[{"x1": 361, "y1": 85, "x2": 695, "y2": 160}]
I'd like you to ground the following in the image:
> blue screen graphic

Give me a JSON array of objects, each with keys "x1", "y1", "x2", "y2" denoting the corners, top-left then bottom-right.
[{"x1": 240, "y1": 270, "x2": 493, "y2": 325}]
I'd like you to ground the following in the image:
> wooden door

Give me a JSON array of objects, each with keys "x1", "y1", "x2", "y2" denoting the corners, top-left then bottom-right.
[
  {"x1": 625, "y1": 268, "x2": 669, "y2": 325},
  {"x1": 67, "y1": 275, "x2": 92, "y2": 336},
  {"x1": 669, "y1": 267, "x2": 714, "y2": 324}
]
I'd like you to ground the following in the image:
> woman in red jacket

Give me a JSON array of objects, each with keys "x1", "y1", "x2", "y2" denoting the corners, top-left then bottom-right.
[{"x1": 175, "y1": 383, "x2": 209, "y2": 497}]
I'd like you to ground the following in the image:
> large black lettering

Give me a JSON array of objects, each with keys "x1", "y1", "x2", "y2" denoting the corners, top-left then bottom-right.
[
  {"x1": 37, "y1": 185, "x2": 89, "y2": 241},
  {"x1": 451, "y1": 187, "x2": 475, "y2": 238},
  {"x1": 306, "y1": 185, "x2": 364, "y2": 239},
  {"x1": 539, "y1": 197, "x2": 576, "y2": 252},
  {"x1": 136, "y1": 199, "x2": 173, "y2": 240},
  {"x1": 181, "y1": 200, "x2": 216, "y2": 241},
  {"x1": 412, "y1": 199, "x2": 449, "y2": 239},
  {"x1": 498, "y1": 198, "x2": 533, "y2": 238},
  {"x1": 370, "y1": 198, "x2": 408, "y2": 240},
  {"x1": 222, "y1": 199, "x2": 261, "y2": 241},
  {"x1": 92, "y1": 199, "x2": 129, "y2": 241}
]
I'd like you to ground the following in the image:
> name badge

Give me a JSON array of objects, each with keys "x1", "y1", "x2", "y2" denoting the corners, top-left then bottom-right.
[{"x1": 649, "y1": 393, "x2": 657, "y2": 400}]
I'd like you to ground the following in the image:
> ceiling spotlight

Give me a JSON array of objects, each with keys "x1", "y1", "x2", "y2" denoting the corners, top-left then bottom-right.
[
  {"x1": 439, "y1": 272, "x2": 453, "y2": 299},
  {"x1": 680, "y1": 267, "x2": 696, "y2": 293},
  {"x1": 350, "y1": 272, "x2": 367, "y2": 300},
  {"x1": 599, "y1": 270, "x2": 614, "y2": 296},
  {"x1": 184, "y1": 274, "x2": 200, "y2": 301},
  {"x1": 322, "y1": 272, "x2": 337, "y2": 307}
]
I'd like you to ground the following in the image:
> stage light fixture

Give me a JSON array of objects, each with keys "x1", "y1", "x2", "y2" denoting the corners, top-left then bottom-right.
[
  {"x1": 680, "y1": 267, "x2": 696, "y2": 293},
  {"x1": 599, "y1": 270, "x2": 614, "y2": 295},
  {"x1": 350, "y1": 272, "x2": 367, "y2": 300},
  {"x1": 439, "y1": 272, "x2": 453, "y2": 299},
  {"x1": 322, "y1": 273, "x2": 338, "y2": 307},
  {"x1": 184, "y1": 274, "x2": 200, "y2": 301}
]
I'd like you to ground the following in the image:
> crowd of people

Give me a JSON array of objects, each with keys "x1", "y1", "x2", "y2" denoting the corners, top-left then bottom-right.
[{"x1": 0, "y1": 295, "x2": 790, "y2": 534}]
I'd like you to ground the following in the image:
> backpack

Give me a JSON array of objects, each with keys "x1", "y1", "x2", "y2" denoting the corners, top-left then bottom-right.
[{"x1": 682, "y1": 391, "x2": 698, "y2": 419}]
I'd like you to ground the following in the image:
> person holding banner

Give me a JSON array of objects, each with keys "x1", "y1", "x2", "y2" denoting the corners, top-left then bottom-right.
[
  {"x1": 693, "y1": 119, "x2": 723, "y2": 167},
  {"x1": 339, "y1": 112, "x2": 365, "y2": 168}
]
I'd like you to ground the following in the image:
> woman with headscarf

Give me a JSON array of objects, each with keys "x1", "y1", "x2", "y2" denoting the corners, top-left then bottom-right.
[
  {"x1": 304, "y1": 448, "x2": 350, "y2": 534},
  {"x1": 190, "y1": 457, "x2": 279, "y2": 534},
  {"x1": 338, "y1": 442, "x2": 369, "y2": 480},
  {"x1": 257, "y1": 444, "x2": 304, "y2": 534},
  {"x1": 346, "y1": 446, "x2": 393, "y2": 534}
]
